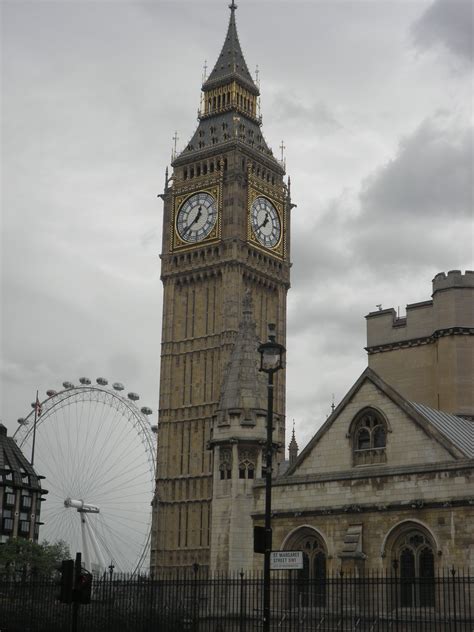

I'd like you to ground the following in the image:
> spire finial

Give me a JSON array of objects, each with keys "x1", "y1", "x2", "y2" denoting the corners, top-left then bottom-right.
[
  {"x1": 229, "y1": 0, "x2": 237, "y2": 12},
  {"x1": 171, "y1": 131, "x2": 179, "y2": 161},
  {"x1": 331, "y1": 393, "x2": 335, "y2": 413}
]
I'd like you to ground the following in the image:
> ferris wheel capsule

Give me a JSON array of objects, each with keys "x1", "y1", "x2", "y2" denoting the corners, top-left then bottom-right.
[
  {"x1": 128, "y1": 392, "x2": 139, "y2": 401},
  {"x1": 17, "y1": 418, "x2": 26, "y2": 425},
  {"x1": 63, "y1": 381, "x2": 74, "y2": 389},
  {"x1": 151, "y1": 425, "x2": 158, "y2": 433},
  {"x1": 112, "y1": 382, "x2": 124, "y2": 391},
  {"x1": 46, "y1": 390, "x2": 57, "y2": 397},
  {"x1": 79, "y1": 377, "x2": 91, "y2": 385},
  {"x1": 140, "y1": 407, "x2": 152, "y2": 415},
  {"x1": 96, "y1": 377, "x2": 108, "y2": 386}
]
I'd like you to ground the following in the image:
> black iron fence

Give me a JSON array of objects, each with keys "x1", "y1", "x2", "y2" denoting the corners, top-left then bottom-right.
[{"x1": 0, "y1": 569, "x2": 472, "y2": 631}]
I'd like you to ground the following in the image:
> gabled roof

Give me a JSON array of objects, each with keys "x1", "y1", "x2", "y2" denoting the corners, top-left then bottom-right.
[
  {"x1": 203, "y1": 2, "x2": 259, "y2": 95},
  {"x1": 284, "y1": 368, "x2": 472, "y2": 477}
]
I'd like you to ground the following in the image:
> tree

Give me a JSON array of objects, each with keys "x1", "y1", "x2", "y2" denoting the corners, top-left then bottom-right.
[{"x1": 0, "y1": 538, "x2": 70, "y2": 579}]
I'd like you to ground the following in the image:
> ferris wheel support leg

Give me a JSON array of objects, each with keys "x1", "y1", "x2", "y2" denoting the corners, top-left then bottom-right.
[
  {"x1": 83, "y1": 512, "x2": 107, "y2": 572},
  {"x1": 80, "y1": 513, "x2": 91, "y2": 573}
]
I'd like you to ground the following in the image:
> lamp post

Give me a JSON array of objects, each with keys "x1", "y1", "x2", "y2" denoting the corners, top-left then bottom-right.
[{"x1": 258, "y1": 323, "x2": 285, "y2": 632}]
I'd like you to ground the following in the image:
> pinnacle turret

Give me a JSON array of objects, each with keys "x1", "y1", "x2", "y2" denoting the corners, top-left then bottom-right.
[
  {"x1": 288, "y1": 421, "x2": 299, "y2": 466},
  {"x1": 216, "y1": 290, "x2": 266, "y2": 422}
]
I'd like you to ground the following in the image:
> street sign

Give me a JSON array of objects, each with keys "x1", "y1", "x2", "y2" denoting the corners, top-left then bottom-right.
[{"x1": 270, "y1": 550, "x2": 304, "y2": 570}]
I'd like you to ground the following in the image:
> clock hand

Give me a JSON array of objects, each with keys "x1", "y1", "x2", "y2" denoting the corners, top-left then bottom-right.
[
  {"x1": 257, "y1": 212, "x2": 269, "y2": 230},
  {"x1": 182, "y1": 206, "x2": 203, "y2": 236}
]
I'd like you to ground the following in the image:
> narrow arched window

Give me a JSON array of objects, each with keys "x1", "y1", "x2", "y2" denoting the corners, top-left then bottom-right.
[{"x1": 238, "y1": 459, "x2": 255, "y2": 480}]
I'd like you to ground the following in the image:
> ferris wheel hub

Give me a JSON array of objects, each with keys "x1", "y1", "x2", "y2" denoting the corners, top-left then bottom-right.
[{"x1": 64, "y1": 497, "x2": 100, "y2": 514}]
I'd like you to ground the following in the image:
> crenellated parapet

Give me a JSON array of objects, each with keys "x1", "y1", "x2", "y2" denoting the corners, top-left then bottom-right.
[
  {"x1": 366, "y1": 270, "x2": 474, "y2": 352},
  {"x1": 432, "y1": 269, "x2": 474, "y2": 294}
]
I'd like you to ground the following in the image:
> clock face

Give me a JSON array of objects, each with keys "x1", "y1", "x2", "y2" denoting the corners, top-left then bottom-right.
[
  {"x1": 176, "y1": 192, "x2": 218, "y2": 243},
  {"x1": 250, "y1": 196, "x2": 281, "y2": 248}
]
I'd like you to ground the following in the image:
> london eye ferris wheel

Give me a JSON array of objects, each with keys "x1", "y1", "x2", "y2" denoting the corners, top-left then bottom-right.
[{"x1": 14, "y1": 377, "x2": 157, "y2": 575}]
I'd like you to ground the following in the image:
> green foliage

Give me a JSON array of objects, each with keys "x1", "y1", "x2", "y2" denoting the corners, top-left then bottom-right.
[{"x1": 0, "y1": 538, "x2": 70, "y2": 578}]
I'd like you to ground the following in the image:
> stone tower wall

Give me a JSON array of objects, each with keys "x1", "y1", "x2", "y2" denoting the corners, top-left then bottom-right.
[{"x1": 366, "y1": 270, "x2": 474, "y2": 416}]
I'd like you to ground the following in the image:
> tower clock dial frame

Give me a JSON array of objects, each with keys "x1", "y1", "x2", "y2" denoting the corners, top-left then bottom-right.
[
  {"x1": 247, "y1": 179, "x2": 286, "y2": 259},
  {"x1": 172, "y1": 183, "x2": 221, "y2": 251}
]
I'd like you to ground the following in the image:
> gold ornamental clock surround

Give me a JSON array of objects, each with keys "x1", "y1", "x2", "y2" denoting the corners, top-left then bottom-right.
[
  {"x1": 151, "y1": 0, "x2": 292, "y2": 573},
  {"x1": 172, "y1": 182, "x2": 222, "y2": 251}
]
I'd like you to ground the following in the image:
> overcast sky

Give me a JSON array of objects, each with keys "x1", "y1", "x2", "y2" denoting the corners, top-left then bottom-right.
[{"x1": 1, "y1": 0, "x2": 472, "y2": 454}]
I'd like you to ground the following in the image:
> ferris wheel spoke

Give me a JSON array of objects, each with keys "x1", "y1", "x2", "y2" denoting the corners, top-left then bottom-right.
[
  {"x1": 86, "y1": 460, "x2": 152, "y2": 498},
  {"x1": 81, "y1": 418, "x2": 131, "y2": 495}
]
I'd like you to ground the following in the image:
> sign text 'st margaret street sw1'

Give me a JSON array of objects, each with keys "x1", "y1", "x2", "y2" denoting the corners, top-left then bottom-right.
[{"x1": 270, "y1": 551, "x2": 304, "y2": 570}]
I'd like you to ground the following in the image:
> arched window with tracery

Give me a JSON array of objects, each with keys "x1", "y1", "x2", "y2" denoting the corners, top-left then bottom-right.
[
  {"x1": 350, "y1": 408, "x2": 388, "y2": 465},
  {"x1": 395, "y1": 530, "x2": 435, "y2": 607},
  {"x1": 238, "y1": 449, "x2": 256, "y2": 480}
]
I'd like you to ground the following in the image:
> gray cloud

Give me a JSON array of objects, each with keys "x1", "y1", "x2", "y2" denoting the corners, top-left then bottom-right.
[
  {"x1": 359, "y1": 116, "x2": 473, "y2": 220},
  {"x1": 411, "y1": 0, "x2": 473, "y2": 65},
  {"x1": 271, "y1": 94, "x2": 343, "y2": 137}
]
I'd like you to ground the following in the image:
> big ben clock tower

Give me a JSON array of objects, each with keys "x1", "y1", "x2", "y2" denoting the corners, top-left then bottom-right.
[{"x1": 151, "y1": 1, "x2": 292, "y2": 573}]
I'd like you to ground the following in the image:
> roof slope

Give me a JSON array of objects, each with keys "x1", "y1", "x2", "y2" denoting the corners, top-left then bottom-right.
[
  {"x1": 0, "y1": 423, "x2": 45, "y2": 491},
  {"x1": 410, "y1": 402, "x2": 474, "y2": 458}
]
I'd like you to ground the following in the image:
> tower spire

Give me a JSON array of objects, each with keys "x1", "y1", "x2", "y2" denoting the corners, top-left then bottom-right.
[
  {"x1": 203, "y1": 1, "x2": 258, "y2": 95},
  {"x1": 288, "y1": 420, "x2": 299, "y2": 466}
]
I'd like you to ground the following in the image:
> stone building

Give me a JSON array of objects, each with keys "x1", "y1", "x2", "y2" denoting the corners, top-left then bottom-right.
[
  {"x1": 152, "y1": 1, "x2": 291, "y2": 573},
  {"x1": 253, "y1": 272, "x2": 474, "y2": 576},
  {"x1": 0, "y1": 423, "x2": 47, "y2": 543}
]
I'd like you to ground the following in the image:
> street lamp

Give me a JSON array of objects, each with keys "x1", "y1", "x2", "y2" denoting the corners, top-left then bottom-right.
[{"x1": 258, "y1": 323, "x2": 285, "y2": 632}]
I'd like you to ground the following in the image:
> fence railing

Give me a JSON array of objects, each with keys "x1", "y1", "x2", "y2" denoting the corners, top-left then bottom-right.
[{"x1": 0, "y1": 569, "x2": 472, "y2": 631}]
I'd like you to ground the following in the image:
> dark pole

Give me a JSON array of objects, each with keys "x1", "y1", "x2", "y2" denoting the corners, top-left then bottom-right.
[
  {"x1": 258, "y1": 324, "x2": 285, "y2": 632},
  {"x1": 71, "y1": 552, "x2": 81, "y2": 632},
  {"x1": 31, "y1": 390, "x2": 39, "y2": 466},
  {"x1": 263, "y1": 369, "x2": 274, "y2": 632}
]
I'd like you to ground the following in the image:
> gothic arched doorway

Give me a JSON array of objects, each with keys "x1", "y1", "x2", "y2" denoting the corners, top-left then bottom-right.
[{"x1": 283, "y1": 527, "x2": 327, "y2": 607}]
